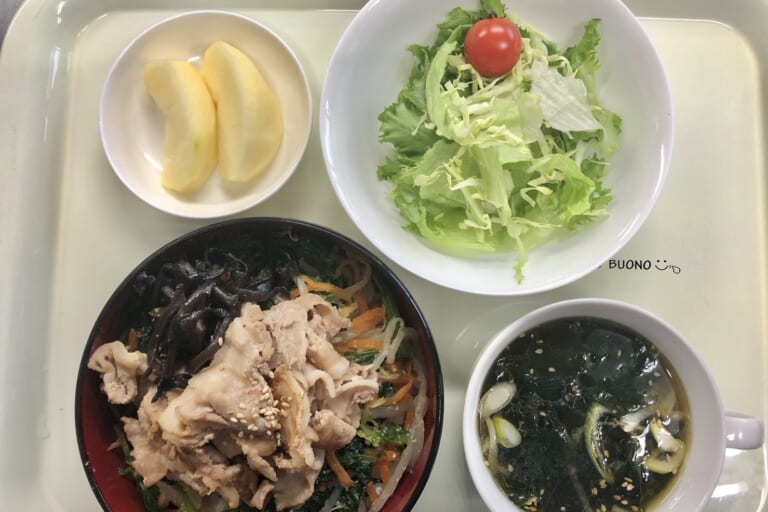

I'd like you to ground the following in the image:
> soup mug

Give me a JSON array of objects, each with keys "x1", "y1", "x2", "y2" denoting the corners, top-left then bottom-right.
[{"x1": 463, "y1": 298, "x2": 765, "y2": 511}]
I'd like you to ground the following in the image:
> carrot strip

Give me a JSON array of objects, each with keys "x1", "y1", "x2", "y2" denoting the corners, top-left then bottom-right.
[
  {"x1": 327, "y1": 450, "x2": 354, "y2": 488},
  {"x1": 333, "y1": 338, "x2": 384, "y2": 353},
  {"x1": 354, "y1": 290, "x2": 369, "y2": 313},
  {"x1": 382, "y1": 374, "x2": 414, "y2": 406},
  {"x1": 377, "y1": 371, "x2": 413, "y2": 384},
  {"x1": 351, "y1": 306, "x2": 385, "y2": 332},
  {"x1": 404, "y1": 410, "x2": 415, "y2": 430},
  {"x1": 374, "y1": 459, "x2": 391, "y2": 485},
  {"x1": 379, "y1": 449, "x2": 400, "y2": 462},
  {"x1": 127, "y1": 328, "x2": 140, "y2": 351},
  {"x1": 300, "y1": 275, "x2": 354, "y2": 303},
  {"x1": 367, "y1": 481, "x2": 379, "y2": 502}
]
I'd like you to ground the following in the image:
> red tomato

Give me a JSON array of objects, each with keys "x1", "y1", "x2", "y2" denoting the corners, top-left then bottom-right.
[{"x1": 464, "y1": 16, "x2": 523, "y2": 77}]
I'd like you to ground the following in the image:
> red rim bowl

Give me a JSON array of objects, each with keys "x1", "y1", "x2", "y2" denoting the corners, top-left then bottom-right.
[{"x1": 75, "y1": 217, "x2": 444, "y2": 512}]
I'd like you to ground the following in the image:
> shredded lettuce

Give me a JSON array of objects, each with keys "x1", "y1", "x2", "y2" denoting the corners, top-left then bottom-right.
[{"x1": 377, "y1": 3, "x2": 622, "y2": 282}]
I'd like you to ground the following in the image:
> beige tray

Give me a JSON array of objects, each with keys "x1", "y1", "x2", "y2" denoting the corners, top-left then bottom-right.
[{"x1": 0, "y1": 1, "x2": 766, "y2": 510}]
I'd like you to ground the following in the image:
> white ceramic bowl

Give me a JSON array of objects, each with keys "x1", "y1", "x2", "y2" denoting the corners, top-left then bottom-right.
[
  {"x1": 462, "y1": 299, "x2": 765, "y2": 511},
  {"x1": 320, "y1": 0, "x2": 673, "y2": 295},
  {"x1": 100, "y1": 10, "x2": 312, "y2": 219}
]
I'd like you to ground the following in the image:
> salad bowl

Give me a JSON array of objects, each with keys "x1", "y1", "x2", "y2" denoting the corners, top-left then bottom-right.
[{"x1": 320, "y1": 0, "x2": 673, "y2": 295}]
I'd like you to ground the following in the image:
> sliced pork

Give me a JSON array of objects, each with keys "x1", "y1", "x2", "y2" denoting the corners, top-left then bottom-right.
[
  {"x1": 87, "y1": 341, "x2": 148, "y2": 404},
  {"x1": 90, "y1": 293, "x2": 381, "y2": 509}
]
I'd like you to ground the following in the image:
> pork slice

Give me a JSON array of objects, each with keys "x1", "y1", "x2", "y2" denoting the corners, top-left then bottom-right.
[
  {"x1": 251, "y1": 479, "x2": 275, "y2": 510},
  {"x1": 311, "y1": 409, "x2": 356, "y2": 450},
  {"x1": 272, "y1": 449, "x2": 326, "y2": 511},
  {"x1": 295, "y1": 293, "x2": 351, "y2": 337},
  {"x1": 272, "y1": 365, "x2": 317, "y2": 470},
  {"x1": 302, "y1": 362, "x2": 336, "y2": 399},
  {"x1": 307, "y1": 336, "x2": 349, "y2": 380},
  {"x1": 122, "y1": 417, "x2": 167, "y2": 486},
  {"x1": 265, "y1": 300, "x2": 311, "y2": 369},
  {"x1": 157, "y1": 310, "x2": 282, "y2": 446},
  {"x1": 173, "y1": 445, "x2": 244, "y2": 508},
  {"x1": 230, "y1": 303, "x2": 274, "y2": 375},
  {"x1": 88, "y1": 341, "x2": 148, "y2": 404},
  {"x1": 238, "y1": 436, "x2": 279, "y2": 481},
  {"x1": 323, "y1": 364, "x2": 380, "y2": 429}
]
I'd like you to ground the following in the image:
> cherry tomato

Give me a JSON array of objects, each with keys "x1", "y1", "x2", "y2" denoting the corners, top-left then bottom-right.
[{"x1": 464, "y1": 16, "x2": 523, "y2": 77}]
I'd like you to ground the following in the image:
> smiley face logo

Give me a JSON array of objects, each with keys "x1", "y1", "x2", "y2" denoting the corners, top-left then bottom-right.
[{"x1": 655, "y1": 259, "x2": 670, "y2": 271}]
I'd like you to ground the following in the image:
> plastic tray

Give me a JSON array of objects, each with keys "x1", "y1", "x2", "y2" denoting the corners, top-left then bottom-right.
[{"x1": 0, "y1": 0, "x2": 766, "y2": 510}]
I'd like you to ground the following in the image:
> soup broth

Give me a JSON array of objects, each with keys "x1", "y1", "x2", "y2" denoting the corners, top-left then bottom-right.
[{"x1": 479, "y1": 317, "x2": 688, "y2": 512}]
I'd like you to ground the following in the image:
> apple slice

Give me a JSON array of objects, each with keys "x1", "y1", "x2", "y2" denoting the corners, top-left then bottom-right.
[
  {"x1": 144, "y1": 60, "x2": 217, "y2": 193},
  {"x1": 201, "y1": 41, "x2": 283, "y2": 183}
]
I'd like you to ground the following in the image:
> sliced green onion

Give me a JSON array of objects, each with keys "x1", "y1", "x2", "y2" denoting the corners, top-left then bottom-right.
[
  {"x1": 492, "y1": 415, "x2": 522, "y2": 449},
  {"x1": 479, "y1": 381, "x2": 517, "y2": 418}
]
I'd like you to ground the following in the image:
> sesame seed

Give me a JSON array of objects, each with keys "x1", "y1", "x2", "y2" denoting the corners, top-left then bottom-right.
[
  {"x1": 229, "y1": 417, "x2": 238, "y2": 423},
  {"x1": 591, "y1": 488, "x2": 598, "y2": 495},
  {"x1": 535, "y1": 348, "x2": 544, "y2": 354},
  {"x1": 529, "y1": 368, "x2": 535, "y2": 375},
  {"x1": 536, "y1": 339, "x2": 544, "y2": 344},
  {"x1": 626, "y1": 484, "x2": 635, "y2": 491},
  {"x1": 236, "y1": 413, "x2": 245, "y2": 419},
  {"x1": 621, "y1": 500, "x2": 629, "y2": 505},
  {"x1": 617, "y1": 349, "x2": 622, "y2": 357},
  {"x1": 604, "y1": 449, "x2": 610, "y2": 457},
  {"x1": 548, "y1": 367, "x2": 556, "y2": 373}
]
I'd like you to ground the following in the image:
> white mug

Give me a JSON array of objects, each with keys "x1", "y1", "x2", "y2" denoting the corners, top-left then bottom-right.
[{"x1": 463, "y1": 298, "x2": 765, "y2": 511}]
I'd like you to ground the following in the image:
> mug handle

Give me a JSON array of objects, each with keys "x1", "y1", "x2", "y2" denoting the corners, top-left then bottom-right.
[{"x1": 724, "y1": 411, "x2": 765, "y2": 450}]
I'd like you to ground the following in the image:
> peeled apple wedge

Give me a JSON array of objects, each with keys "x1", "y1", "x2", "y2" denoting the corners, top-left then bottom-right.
[
  {"x1": 144, "y1": 60, "x2": 217, "y2": 193},
  {"x1": 201, "y1": 41, "x2": 284, "y2": 182}
]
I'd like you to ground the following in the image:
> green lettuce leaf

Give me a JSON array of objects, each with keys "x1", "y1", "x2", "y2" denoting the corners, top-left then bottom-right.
[
  {"x1": 377, "y1": 5, "x2": 622, "y2": 282},
  {"x1": 563, "y1": 19, "x2": 602, "y2": 102}
]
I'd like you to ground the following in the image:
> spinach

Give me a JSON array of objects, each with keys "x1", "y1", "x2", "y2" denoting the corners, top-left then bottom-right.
[
  {"x1": 343, "y1": 349, "x2": 379, "y2": 365},
  {"x1": 379, "y1": 382, "x2": 397, "y2": 398},
  {"x1": 288, "y1": 437, "x2": 374, "y2": 512},
  {"x1": 358, "y1": 419, "x2": 411, "y2": 448}
]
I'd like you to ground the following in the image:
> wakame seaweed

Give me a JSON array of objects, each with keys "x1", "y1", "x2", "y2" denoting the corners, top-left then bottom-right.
[{"x1": 480, "y1": 317, "x2": 688, "y2": 512}]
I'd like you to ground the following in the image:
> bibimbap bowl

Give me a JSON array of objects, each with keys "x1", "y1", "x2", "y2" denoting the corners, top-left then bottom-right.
[
  {"x1": 75, "y1": 218, "x2": 443, "y2": 512},
  {"x1": 463, "y1": 298, "x2": 764, "y2": 511}
]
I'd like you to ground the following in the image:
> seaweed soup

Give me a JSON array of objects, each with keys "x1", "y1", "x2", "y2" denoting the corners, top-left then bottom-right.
[{"x1": 478, "y1": 317, "x2": 689, "y2": 512}]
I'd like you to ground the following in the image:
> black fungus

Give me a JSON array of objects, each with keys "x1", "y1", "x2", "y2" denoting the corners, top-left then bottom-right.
[{"x1": 128, "y1": 230, "x2": 349, "y2": 400}]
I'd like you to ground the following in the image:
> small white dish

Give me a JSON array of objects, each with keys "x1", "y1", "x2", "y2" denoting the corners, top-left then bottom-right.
[
  {"x1": 320, "y1": 0, "x2": 674, "y2": 295},
  {"x1": 463, "y1": 298, "x2": 765, "y2": 511},
  {"x1": 100, "y1": 10, "x2": 312, "y2": 219}
]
